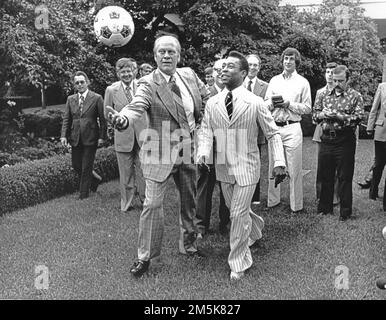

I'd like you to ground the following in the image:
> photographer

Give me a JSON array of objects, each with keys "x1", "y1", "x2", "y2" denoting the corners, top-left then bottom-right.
[{"x1": 313, "y1": 65, "x2": 364, "y2": 221}]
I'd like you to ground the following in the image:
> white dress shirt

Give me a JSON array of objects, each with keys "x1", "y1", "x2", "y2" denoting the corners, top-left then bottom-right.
[
  {"x1": 159, "y1": 70, "x2": 195, "y2": 132},
  {"x1": 265, "y1": 70, "x2": 311, "y2": 122}
]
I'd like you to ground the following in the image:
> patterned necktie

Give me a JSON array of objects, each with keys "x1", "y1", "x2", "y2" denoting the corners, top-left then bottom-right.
[
  {"x1": 124, "y1": 86, "x2": 133, "y2": 102},
  {"x1": 169, "y1": 75, "x2": 182, "y2": 99},
  {"x1": 247, "y1": 80, "x2": 252, "y2": 91},
  {"x1": 225, "y1": 91, "x2": 233, "y2": 120},
  {"x1": 79, "y1": 95, "x2": 85, "y2": 113}
]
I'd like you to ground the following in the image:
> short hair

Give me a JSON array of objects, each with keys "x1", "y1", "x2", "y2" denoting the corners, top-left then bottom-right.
[
  {"x1": 325, "y1": 62, "x2": 338, "y2": 70},
  {"x1": 228, "y1": 50, "x2": 249, "y2": 74},
  {"x1": 204, "y1": 67, "x2": 214, "y2": 75},
  {"x1": 115, "y1": 58, "x2": 136, "y2": 72},
  {"x1": 281, "y1": 47, "x2": 301, "y2": 67},
  {"x1": 333, "y1": 64, "x2": 350, "y2": 79},
  {"x1": 246, "y1": 54, "x2": 261, "y2": 64},
  {"x1": 140, "y1": 63, "x2": 153, "y2": 71},
  {"x1": 153, "y1": 35, "x2": 181, "y2": 55},
  {"x1": 73, "y1": 71, "x2": 89, "y2": 82}
]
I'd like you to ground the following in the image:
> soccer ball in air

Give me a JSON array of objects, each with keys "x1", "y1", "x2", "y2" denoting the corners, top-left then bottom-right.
[{"x1": 94, "y1": 6, "x2": 135, "y2": 47}]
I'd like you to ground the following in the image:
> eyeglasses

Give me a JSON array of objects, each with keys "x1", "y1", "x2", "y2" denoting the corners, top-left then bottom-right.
[{"x1": 75, "y1": 80, "x2": 85, "y2": 85}]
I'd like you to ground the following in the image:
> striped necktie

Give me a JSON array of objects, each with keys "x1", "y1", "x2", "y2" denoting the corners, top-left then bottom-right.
[
  {"x1": 79, "y1": 95, "x2": 85, "y2": 113},
  {"x1": 247, "y1": 80, "x2": 252, "y2": 91},
  {"x1": 225, "y1": 91, "x2": 233, "y2": 120},
  {"x1": 124, "y1": 85, "x2": 133, "y2": 102}
]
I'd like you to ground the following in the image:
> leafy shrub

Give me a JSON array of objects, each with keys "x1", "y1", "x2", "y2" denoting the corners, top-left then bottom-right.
[
  {"x1": 0, "y1": 152, "x2": 26, "y2": 167},
  {"x1": 22, "y1": 109, "x2": 64, "y2": 137},
  {"x1": 0, "y1": 146, "x2": 119, "y2": 216}
]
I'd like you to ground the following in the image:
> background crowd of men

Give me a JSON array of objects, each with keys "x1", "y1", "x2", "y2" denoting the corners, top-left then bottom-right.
[{"x1": 60, "y1": 34, "x2": 386, "y2": 281}]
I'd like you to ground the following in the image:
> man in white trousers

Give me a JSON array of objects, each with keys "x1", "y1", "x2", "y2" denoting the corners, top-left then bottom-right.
[
  {"x1": 265, "y1": 47, "x2": 311, "y2": 213},
  {"x1": 197, "y1": 51, "x2": 286, "y2": 281}
]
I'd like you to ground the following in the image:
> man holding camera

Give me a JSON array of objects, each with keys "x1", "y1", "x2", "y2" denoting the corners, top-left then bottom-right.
[
  {"x1": 265, "y1": 48, "x2": 311, "y2": 214},
  {"x1": 313, "y1": 65, "x2": 364, "y2": 221}
]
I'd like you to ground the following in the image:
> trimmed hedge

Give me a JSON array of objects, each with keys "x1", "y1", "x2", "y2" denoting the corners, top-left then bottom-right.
[
  {"x1": 22, "y1": 109, "x2": 64, "y2": 137},
  {"x1": 0, "y1": 146, "x2": 118, "y2": 216}
]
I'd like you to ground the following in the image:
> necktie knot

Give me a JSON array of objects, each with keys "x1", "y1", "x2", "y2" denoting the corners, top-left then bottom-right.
[{"x1": 247, "y1": 80, "x2": 253, "y2": 91}]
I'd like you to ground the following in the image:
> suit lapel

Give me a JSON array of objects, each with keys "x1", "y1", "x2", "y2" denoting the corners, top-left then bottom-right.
[
  {"x1": 229, "y1": 96, "x2": 250, "y2": 126},
  {"x1": 253, "y1": 81, "x2": 263, "y2": 97},
  {"x1": 154, "y1": 70, "x2": 180, "y2": 124},
  {"x1": 176, "y1": 69, "x2": 200, "y2": 121},
  {"x1": 216, "y1": 95, "x2": 231, "y2": 125},
  {"x1": 81, "y1": 91, "x2": 93, "y2": 115},
  {"x1": 115, "y1": 82, "x2": 129, "y2": 106}
]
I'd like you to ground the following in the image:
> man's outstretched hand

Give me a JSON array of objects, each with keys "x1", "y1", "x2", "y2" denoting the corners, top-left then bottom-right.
[
  {"x1": 271, "y1": 166, "x2": 287, "y2": 187},
  {"x1": 105, "y1": 106, "x2": 128, "y2": 130}
]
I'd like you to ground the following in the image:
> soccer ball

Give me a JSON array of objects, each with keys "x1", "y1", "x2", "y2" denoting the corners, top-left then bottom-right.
[{"x1": 93, "y1": 6, "x2": 135, "y2": 47}]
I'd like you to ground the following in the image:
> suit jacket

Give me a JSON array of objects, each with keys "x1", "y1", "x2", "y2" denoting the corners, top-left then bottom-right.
[
  {"x1": 247, "y1": 77, "x2": 269, "y2": 145},
  {"x1": 120, "y1": 67, "x2": 210, "y2": 182},
  {"x1": 367, "y1": 82, "x2": 386, "y2": 142},
  {"x1": 198, "y1": 86, "x2": 285, "y2": 186},
  {"x1": 61, "y1": 90, "x2": 107, "y2": 146},
  {"x1": 104, "y1": 81, "x2": 147, "y2": 152}
]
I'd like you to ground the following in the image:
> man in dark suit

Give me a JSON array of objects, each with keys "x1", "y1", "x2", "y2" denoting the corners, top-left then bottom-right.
[
  {"x1": 107, "y1": 35, "x2": 210, "y2": 278},
  {"x1": 61, "y1": 71, "x2": 107, "y2": 199},
  {"x1": 244, "y1": 54, "x2": 269, "y2": 205},
  {"x1": 367, "y1": 82, "x2": 386, "y2": 211},
  {"x1": 196, "y1": 58, "x2": 231, "y2": 237},
  {"x1": 104, "y1": 58, "x2": 146, "y2": 212}
]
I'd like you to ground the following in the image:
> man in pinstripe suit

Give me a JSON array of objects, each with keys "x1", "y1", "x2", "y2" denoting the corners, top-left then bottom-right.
[
  {"x1": 197, "y1": 51, "x2": 286, "y2": 281},
  {"x1": 106, "y1": 35, "x2": 210, "y2": 278}
]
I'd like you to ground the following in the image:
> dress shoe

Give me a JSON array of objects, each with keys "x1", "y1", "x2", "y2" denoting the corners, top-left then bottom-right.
[
  {"x1": 339, "y1": 215, "x2": 351, "y2": 222},
  {"x1": 358, "y1": 181, "x2": 371, "y2": 189},
  {"x1": 188, "y1": 248, "x2": 210, "y2": 258},
  {"x1": 130, "y1": 260, "x2": 150, "y2": 278},
  {"x1": 230, "y1": 271, "x2": 244, "y2": 281}
]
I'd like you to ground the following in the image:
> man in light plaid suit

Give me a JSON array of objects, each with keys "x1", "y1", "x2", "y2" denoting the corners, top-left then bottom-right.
[
  {"x1": 197, "y1": 51, "x2": 286, "y2": 281},
  {"x1": 106, "y1": 35, "x2": 210, "y2": 278}
]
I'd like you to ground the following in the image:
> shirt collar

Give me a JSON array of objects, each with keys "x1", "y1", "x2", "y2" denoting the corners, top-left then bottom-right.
[
  {"x1": 222, "y1": 84, "x2": 244, "y2": 99},
  {"x1": 245, "y1": 76, "x2": 257, "y2": 87},
  {"x1": 159, "y1": 69, "x2": 173, "y2": 83},
  {"x1": 282, "y1": 70, "x2": 298, "y2": 80},
  {"x1": 78, "y1": 89, "x2": 89, "y2": 99},
  {"x1": 121, "y1": 81, "x2": 134, "y2": 91}
]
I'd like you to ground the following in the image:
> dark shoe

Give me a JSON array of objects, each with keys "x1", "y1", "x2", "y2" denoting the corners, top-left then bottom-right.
[
  {"x1": 79, "y1": 193, "x2": 89, "y2": 200},
  {"x1": 188, "y1": 248, "x2": 210, "y2": 258},
  {"x1": 90, "y1": 176, "x2": 102, "y2": 192},
  {"x1": 130, "y1": 260, "x2": 150, "y2": 278},
  {"x1": 339, "y1": 215, "x2": 351, "y2": 221},
  {"x1": 358, "y1": 181, "x2": 371, "y2": 189},
  {"x1": 369, "y1": 194, "x2": 378, "y2": 200}
]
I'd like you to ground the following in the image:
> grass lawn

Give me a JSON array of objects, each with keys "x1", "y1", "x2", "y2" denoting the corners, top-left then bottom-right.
[{"x1": 0, "y1": 137, "x2": 385, "y2": 300}]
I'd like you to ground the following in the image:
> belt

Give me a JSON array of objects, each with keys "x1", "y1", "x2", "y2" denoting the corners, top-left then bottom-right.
[{"x1": 275, "y1": 120, "x2": 299, "y2": 127}]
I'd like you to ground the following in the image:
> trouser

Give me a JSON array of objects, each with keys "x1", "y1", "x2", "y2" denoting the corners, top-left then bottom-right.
[
  {"x1": 71, "y1": 144, "x2": 97, "y2": 197},
  {"x1": 196, "y1": 165, "x2": 230, "y2": 234},
  {"x1": 268, "y1": 122, "x2": 303, "y2": 211},
  {"x1": 317, "y1": 132, "x2": 356, "y2": 218},
  {"x1": 116, "y1": 139, "x2": 145, "y2": 211},
  {"x1": 137, "y1": 163, "x2": 198, "y2": 261},
  {"x1": 370, "y1": 140, "x2": 386, "y2": 209},
  {"x1": 316, "y1": 142, "x2": 339, "y2": 203},
  {"x1": 221, "y1": 182, "x2": 263, "y2": 273}
]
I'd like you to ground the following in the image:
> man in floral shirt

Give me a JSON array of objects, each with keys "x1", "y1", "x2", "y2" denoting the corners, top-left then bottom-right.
[{"x1": 313, "y1": 65, "x2": 364, "y2": 221}]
